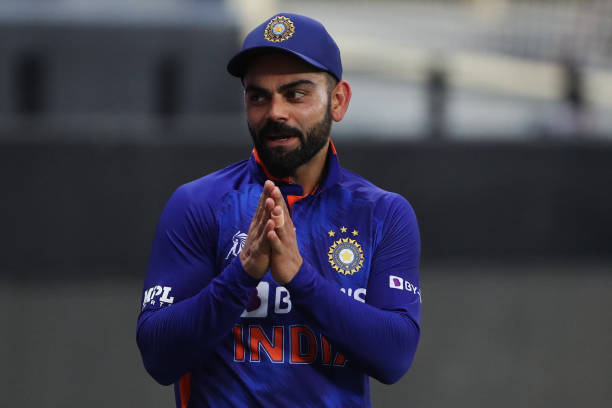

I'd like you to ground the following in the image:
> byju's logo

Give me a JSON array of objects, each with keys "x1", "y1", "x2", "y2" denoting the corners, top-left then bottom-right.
[
  {"x1": 388, "y1": 275, "x2": 422, "y2": 303},
  {"x1": 389, "y1": 275, "x2": 404, "y2": 289},
  {"x1": 226, "y1": 231, "x2": 248, "y2": 260},
  {"x1": 241, "y1": 282, "x2": 269, "y2": 318},
  {"x1": 240, "y1": 282, "x2": 293, "y2": 318}
]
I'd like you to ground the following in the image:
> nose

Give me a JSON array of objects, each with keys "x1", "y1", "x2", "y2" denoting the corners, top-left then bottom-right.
[{"x1": 267, "y1": 94, "x2": 289, "y2": 122}]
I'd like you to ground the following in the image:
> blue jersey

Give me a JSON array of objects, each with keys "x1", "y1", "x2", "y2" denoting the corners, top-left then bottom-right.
[{"x1": 137, "y1": 142, "x2": 421, "y2": 407}]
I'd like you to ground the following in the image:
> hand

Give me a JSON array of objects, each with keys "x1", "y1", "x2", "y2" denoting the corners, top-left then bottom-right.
[
  {"x1": 240, "y1": 180, "x2": 276, "y2": 279},
  {"x1": 265, "y1": 185, "x2": 303, "y2": 285}
]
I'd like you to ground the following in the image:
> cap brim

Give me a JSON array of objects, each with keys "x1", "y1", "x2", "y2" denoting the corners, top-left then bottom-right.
[{"x1": 227, "y1": 46, "x2": 334, "y2": 80}]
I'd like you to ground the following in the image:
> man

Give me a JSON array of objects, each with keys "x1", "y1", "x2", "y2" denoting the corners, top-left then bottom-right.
[{"x1": 137, "y1": 13, "x2": 421, "y2": 407}]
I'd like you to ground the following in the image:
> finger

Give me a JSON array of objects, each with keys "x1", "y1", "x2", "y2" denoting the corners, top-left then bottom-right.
[
  {"x1": 251, "y1": 187, "x2": 269, "y2": 229},
  {"x1": 253, "y1": 181, "x2": 277, "y2": 229},
  {"x1": 271, "y1": 205, "x2": 284, "y2": 228},
  {"x1": 268, "y1": 187, "x2": 290, "y2": 224},
  {"x1": 256, "y1": 180, "x2": 275, "y2": 214},
  {"x1": 270, "y1": 186, "x2": 284, "y2": 207},
  {"x1": 274, "y1": 221, "x2": 295, "y2": 245},
  {"x1": 265, "y1": 197, "x2": 275, "y2": 213},
  {"x1": 266, "y1": 228, "x2": 284, "y2": 254},
  {"x1": 271, "y1": 190, "x2": 294, "y2": 240},
  {"x1": 256, "y1": 180, "x2": 277, "y2": 223},
  {"x1": 250, "y1": 218, "x2": 274, "y2": 252},
  {"x1": 254, "y1": 201, "x2": 273, "y2": 238},
  {"x1": 254, "y1": 197, "x2": 274, "y2": 236},
  {"x1": 263, "y1": 179, "x2": 275, "y2": 197},
  {"x1": 263, "y1": 219, "x2": 276, "y2": 242},
  {"x1": 256, "y1": 219, "x2": 275, "y2": 249},
  {"x1": 273, "y1": 187, "x2": 293, "y2": 223}
]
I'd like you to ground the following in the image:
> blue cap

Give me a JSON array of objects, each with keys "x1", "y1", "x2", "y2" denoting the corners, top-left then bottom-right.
[{"x1": 227, "y1": 13, "x2": 342, "y2": 81}]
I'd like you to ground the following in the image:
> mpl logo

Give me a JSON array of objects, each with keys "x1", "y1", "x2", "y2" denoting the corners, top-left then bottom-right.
[
  {"x1": 142, "y1": 285, "x2": 174, "y2": 309},
  {"x1": 388, "y1": 275, "x2": 422, "y2": 303}
]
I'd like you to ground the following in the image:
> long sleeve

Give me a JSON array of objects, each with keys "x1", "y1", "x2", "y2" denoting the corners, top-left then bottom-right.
[
  {"x1": 287, "y1": 195, "x2": 421, "y2": 384},
  {"x1": 137, "y1": 257, "x2": 258, "y2": 385},
  {"x1": 136, "y1": 185, "x2": 259, "y2": 385}
]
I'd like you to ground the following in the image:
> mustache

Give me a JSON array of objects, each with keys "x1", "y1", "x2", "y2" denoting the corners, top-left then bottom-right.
[{"x1": 257, "y1": 119, "x2": 304, "y2": 141}]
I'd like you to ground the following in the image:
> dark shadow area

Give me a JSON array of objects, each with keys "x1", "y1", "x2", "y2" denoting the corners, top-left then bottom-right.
[
  {"x1": 154, "y1": 54, "x2": 183, "y2": 119},
  {"x1": 14, "y1": 52, "x2": 46, "y2": 115},
  {"x1": 1, "y1": 138, "x2": 611, "y2": 277}
]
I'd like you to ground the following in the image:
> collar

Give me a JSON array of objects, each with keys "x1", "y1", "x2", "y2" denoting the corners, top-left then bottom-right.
[{"x1": 248, "y1": 140, "x2": 342, "y2": 207}]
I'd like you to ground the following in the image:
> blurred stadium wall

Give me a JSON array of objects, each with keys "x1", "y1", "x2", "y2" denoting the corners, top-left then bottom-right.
[{"x1": 1, "y1": 1, "x2": 611, "y2": 407}]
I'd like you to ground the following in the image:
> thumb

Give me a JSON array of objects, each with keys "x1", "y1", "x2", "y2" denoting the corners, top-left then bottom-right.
[{"x1": 266, "y1": 229, "x2": 283, "y2": 254}]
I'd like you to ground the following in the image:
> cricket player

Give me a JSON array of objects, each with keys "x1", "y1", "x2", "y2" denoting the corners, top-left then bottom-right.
[{"x1": 137, "y1": 13, "x2": 421, "y2": 407}]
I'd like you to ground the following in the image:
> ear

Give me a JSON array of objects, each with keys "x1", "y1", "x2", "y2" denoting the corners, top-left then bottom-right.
[{"x1": 330, "y1": 80, "x2": 352, "y2": 122}]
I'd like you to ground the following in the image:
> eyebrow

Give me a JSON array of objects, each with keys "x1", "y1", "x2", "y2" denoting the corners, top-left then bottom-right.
[
  {"x1": 277, "y1": 79, "x2": 316, "y2": 92},
  {"x1": 244, "y1": 84, "x2": 271, "y2": 97},
  {"x1": 244, "y1": 79, "x2": 317, "y2": 96}
]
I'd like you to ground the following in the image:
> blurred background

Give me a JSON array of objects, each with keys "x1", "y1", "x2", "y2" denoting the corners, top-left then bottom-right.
[{"x1": 1, "y1": 0, "x2": 611, "y2": 406}]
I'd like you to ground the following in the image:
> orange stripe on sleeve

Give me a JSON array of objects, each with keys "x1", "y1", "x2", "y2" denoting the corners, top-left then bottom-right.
[{"x1": 178, "y1": 373, "x2": 191, "y2": 408}]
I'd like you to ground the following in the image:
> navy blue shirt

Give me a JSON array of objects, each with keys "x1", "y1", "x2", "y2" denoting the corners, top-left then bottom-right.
[{"x1": 137, "y1": 142, "x2": 422, "y2": 407}]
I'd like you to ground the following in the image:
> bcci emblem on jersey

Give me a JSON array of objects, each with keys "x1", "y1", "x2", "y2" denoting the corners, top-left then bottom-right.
[{"x1": 327, "y1": 227, "x2": 364, "y2": 275}]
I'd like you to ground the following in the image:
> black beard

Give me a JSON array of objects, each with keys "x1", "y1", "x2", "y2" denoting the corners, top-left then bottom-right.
[{"x1": 249, "y1": 106, "x2": 332, "y2": 179}]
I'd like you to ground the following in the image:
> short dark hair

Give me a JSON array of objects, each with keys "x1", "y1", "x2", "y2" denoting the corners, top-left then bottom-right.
[{"x1": 324, "y1": 72, "x2": 339, "y2": 94}]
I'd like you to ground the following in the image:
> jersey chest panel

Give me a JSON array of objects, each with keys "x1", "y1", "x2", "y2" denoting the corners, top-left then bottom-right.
[{"x1": 215, "y1": 185, "x2": 375, "y2": 309}]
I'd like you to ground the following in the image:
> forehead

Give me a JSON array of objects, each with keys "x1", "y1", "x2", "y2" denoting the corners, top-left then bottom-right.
[{"x1": 243, "y1": 53, "x2": 326, "y2": 86}]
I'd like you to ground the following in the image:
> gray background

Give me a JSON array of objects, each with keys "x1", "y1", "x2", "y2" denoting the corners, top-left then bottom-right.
[{"x1": 3, "y1": 263, "x2": 611, "y2": 407}]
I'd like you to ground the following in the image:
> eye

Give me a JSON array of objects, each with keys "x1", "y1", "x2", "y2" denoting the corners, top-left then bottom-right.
[
  {"x1": 287, "y1": 89, "x2": 306, "y2": 101},
  {"x1": 247, "y1": 92, "x2": 267, "y2": 104}
]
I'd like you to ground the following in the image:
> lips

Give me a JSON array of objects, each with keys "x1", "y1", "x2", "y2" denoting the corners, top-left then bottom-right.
[
  {"x1": 256, "y1": 120, "x2": 303, "y2": 148},
  {"x1": 266, "y1": 134, "x2": 293, "y2": 141},
  {"x1": 264, "y1": 133, "x2": 299, "y2": 147}
]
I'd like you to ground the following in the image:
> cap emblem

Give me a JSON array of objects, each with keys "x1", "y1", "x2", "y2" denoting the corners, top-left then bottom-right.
[{"x1": 264, "y1": 16, "x2": 295, "y2": 43}]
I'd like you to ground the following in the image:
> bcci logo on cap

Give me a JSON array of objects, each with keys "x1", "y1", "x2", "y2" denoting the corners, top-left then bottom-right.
[{"x1": 264, "y1": 16, "x2": 295, "y2": 43}]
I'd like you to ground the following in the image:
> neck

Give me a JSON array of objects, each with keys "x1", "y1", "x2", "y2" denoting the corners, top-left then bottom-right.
[{"x1": 292, "y1": 142, "x2": 329, "y2": 195}]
